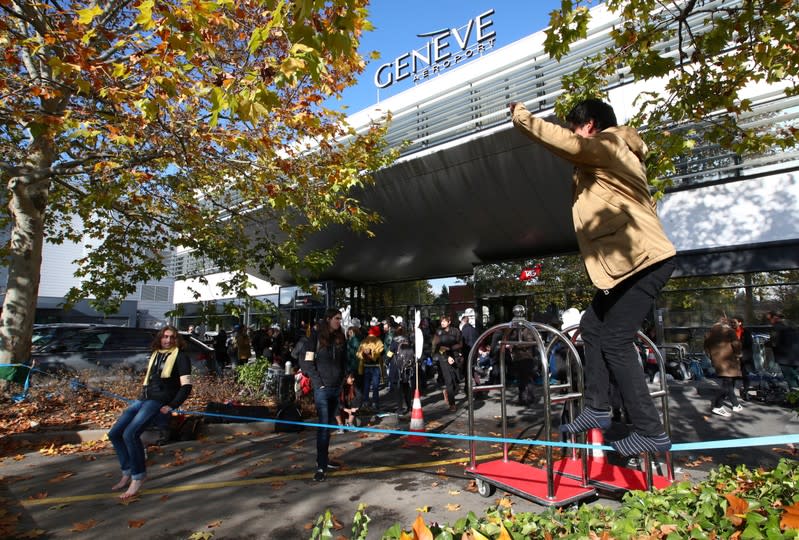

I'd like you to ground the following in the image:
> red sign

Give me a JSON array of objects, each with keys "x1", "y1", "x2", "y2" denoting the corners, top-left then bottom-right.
[{"x1": 519, "y1": 264, "x2": 542, "y2": 281}]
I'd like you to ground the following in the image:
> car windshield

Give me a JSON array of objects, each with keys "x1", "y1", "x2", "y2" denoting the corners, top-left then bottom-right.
[
  {"x1": 32, "y1": 327, "x2": 88, "y2": 351},
  {"x1": 38, "y1": 329, "x2": 111, "y2": 352}
]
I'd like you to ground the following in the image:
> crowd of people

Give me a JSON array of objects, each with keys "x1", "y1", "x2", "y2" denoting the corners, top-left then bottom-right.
[{"x1": 705, "y1": 311, "x2": 799, "y2": 417}]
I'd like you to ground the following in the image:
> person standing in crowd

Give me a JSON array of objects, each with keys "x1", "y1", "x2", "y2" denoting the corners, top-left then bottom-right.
[
  {"x1": 233, "y1": 326, "x2": 252, "y2": 367},
  {"x1": 251, "y1": 326, "x2": 268, "y2": 359},
  {"x1": 705, "y1": 317, "x2": 743, "y2": 417},
  {"x1": 213, "y1": 328, "x2": 228, "y2": 374},
  {"x1": 346, "y1": 322, "x2": 363, "y2": 385},
  {"x1": 460, "y1": 312, "x2": 478, "y2": 366},
  {"x1": 270, "y1": 324, "x2": 284, "y2": 361},
  {"x1": 510, "y1": 98, "x2": 676, "y2": 456},
  {"x1": 109, "y1": 326, "x2": 192, "y2": 499},
  {"x1": 734, "y1": 316, "x2": 755, "y2": 400},
  {"x1": 767, "y1": 311, "x2": 799, "y2": 390},
  {"x1": 298, "y1": 308, "x2": 347, "y2": 482},
  {"x1": 358, "y1": 325, "x2": 385, "y2": 411},
  {"x1": 432, "y1": 315, "x2": 463, "y2": 411}
]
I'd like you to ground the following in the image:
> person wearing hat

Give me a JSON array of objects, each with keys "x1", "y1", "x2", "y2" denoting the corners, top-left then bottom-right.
[{"x1": 358, "y1": 325, "x2": 385, "y2": 410}]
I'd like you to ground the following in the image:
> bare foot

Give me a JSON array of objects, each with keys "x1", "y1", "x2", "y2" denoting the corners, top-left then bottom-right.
[
  {"x1": 120, "y1": 478, "x2": 144, "y2": 499},
  {"x1": 111, "y1": 475, "x2": 131, "y2": 491}
]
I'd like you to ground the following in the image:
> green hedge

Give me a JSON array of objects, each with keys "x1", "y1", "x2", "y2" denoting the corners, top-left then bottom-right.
[{"x1": 311, "y1": 459, "x2": 799, "y2": 539}]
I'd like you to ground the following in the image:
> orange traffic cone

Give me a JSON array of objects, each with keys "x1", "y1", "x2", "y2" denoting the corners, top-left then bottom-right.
[
  {"x1": 587, "y1": 428, "x2": 606, "y2": 464},
  {"x1": 406, "y1": 388, "x2": 428, "y2": 445}
]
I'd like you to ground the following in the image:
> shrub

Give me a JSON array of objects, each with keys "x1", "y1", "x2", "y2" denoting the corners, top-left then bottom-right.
[{"x1": 311, "y1": 459, "x2": 799, "y2": 539}]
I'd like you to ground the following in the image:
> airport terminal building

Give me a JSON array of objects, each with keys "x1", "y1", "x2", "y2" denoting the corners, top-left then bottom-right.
[{"x1": 169, "y1": 1, "x2": 799, "y2": 344}]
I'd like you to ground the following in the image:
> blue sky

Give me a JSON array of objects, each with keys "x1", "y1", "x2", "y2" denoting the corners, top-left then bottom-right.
[{"x1": 336, "y1": 0, "x2": 566, "y2": 113}]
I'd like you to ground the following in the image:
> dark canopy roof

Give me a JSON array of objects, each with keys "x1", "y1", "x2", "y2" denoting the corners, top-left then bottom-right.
[{"x1": 288, "y1": 122, "x2": 576, "y2": 284}]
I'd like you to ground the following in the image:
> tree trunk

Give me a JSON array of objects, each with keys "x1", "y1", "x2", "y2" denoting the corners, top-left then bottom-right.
[{"x1": 0, "y1": 139, "x2": 53, "y2": 383}]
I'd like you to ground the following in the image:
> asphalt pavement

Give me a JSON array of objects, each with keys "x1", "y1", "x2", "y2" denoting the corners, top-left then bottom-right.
[{"x1": 1, "y1": 377, "x2": 798, "y2": 539}]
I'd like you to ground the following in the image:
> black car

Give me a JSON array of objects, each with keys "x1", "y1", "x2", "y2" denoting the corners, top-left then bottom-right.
[{"x1": 31, "y1": 325, "x2": 216, "y2": 376}]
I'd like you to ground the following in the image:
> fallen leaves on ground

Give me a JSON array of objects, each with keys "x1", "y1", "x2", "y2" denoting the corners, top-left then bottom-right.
[
  {"x1": 70, "y1": 519, "x2": 98, "y2": 532},
  {"x1": 188, "y1": 531, "x2": 214, "y2": 540},
  {"x1": 445, "y1": 503, "x2": 461, "y2": 511},
  {"x1": 48, "y1": 471, "x2": 75, "y2": 483},
  {"x1": 128, "y1": 519, "x2": 146, "y2": 528}
]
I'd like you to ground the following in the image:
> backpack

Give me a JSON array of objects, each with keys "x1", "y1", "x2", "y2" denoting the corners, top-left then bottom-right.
[
  {"x1": 298, "y1": 370, "x2": 312, "y2": 396},
  {"x1": 397, "y1": 345, "x2": 416, "y2": 383}
]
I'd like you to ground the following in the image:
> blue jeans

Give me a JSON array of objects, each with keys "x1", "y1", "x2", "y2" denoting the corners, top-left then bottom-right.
[
  {"x1": 108, "y1": 399, "x2": 162, "y2": 480},
  {"x1": 313, "y1": 386, "x2": 340, "y2": 469},
  {"x1": 362, "y1": 366, "x2": 381, "y2": 407}
]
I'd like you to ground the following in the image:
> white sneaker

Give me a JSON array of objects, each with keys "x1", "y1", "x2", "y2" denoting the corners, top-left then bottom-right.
[
  {"x1": 712, "y1": 406, "x2": 731, "y2": 417},
  {"x1": 732, "y1": 405, "x2": 743, "y2": 412}
]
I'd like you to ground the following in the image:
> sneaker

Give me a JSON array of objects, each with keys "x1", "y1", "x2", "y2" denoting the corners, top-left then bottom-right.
[
  {"x1": 326, "y1": 461, "x2": 342, "y2": 470},
  {"x1": 732, "y1": 405, "x2": 743, "y2": 412},
  {"x1": 712, "y1": 406, "x2": 731, "y2": 417},
  {"x1": 313, "y1": 469, "x2": 326, "y2": 482},
  {"x1": 335, "y1": 428, "x2": 345, "y2": 434}
]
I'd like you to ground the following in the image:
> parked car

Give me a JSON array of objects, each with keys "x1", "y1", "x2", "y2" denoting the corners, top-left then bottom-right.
[{"x1": 31, "y1": 325, "x2": 216, "y2": 377}]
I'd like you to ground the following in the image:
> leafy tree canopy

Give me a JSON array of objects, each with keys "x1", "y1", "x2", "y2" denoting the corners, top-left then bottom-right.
[
  {"x1": 0, "y1": 0, "x2": 396, "y2": 362},
  {"x1": 545, "y1": 0, "x2": 799, "y2": 194}
]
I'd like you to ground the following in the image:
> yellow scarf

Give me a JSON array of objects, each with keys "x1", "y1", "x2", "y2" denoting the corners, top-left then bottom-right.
[{"x1": 143, "y1": 347, "x2": 180, "y2": 385}]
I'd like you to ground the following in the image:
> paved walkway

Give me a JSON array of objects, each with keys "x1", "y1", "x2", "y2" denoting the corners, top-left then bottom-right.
[{"x1": 1, "y1": 378, "x2": 797, "y2": 539}]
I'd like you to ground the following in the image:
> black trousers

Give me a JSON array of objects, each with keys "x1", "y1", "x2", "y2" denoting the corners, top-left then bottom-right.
[{"x1": 580, "y1": 258, "x2": 675, "y2": 437}]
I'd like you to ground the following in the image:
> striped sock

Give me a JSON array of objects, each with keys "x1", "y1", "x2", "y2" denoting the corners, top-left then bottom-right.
[
  {"x1": 559, "y1": 407, "x2": 611, "y2": 434},
  {"x1": 610, "y1": 432, "x2": 672, "y2": 456}
]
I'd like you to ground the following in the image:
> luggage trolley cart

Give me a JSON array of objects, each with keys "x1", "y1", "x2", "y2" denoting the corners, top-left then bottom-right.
[
  {"x1": 552, "y1": 325, "x2": 674, "y2": 493},
  {"x1": 464, "y1": 307, "x2": 597, "y2": 507}
]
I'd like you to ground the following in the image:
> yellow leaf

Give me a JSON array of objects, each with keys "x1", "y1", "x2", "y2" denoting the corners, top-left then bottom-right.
[
  {"x1": 497, "y1": 497, "x2": 513, "y2": 508},
  {"x1": 76, "y1": 5, "x2": 103, "y2": 25},
  {"x1": 135, "y1": 0, "x2": 155, "y2": 29},
  {"x1": 187, "y1": 532, "x2": 214, "y2": 540},
  {"x1": 466, "y1": 528, "x2": 490, "y2": 540},
  {"x1": 415, "y1": 505, "x2": 430, "y2": 513},
  {"x1": 498, "y1": 522, "x2": 513, "y2": 540},
  {"x1": 445, "y1": 503, "x2": 461, "y2": 511}
]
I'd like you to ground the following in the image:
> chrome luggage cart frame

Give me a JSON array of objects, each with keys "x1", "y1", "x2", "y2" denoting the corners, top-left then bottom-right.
[
  {"x1": 464, "y1": 310, "x2": 674, "y2": 506},
  {"x1": 464, "y1": 313, "x2": 596, "y2": 507}
]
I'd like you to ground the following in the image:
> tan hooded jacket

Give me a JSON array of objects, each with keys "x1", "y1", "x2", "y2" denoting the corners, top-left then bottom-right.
[{"x1": 512, "y1": 103, "x2": 675, "y2": 291}]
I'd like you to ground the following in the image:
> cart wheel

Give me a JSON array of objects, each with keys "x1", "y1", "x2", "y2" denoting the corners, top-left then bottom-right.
[{"x1": 476, "y1": 479, "x2": 495, "y2": 498}]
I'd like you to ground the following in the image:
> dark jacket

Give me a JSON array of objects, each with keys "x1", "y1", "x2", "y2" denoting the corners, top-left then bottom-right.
[
  {"x1": 298, "y1": 333, "x2": 347, "y2": 390},
  {"x1": 769, "y1": 320, "x2": 799, "y2": 367},
  {"x1": 139, "y1": 350, "x2": 192, "y2": 406}
]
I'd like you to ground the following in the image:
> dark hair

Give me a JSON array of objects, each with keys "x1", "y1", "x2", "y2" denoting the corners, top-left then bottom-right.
[
  {"x1": 319, "y1": 307, "x2": 345, "y2": 348},
  {"x1": 340, "y1": 371, "x2": 357, "y2": 402},
  {"x1": 151, "y1": 325, "x2": 186, "y2": 351},
  {"x1": 565, "y1": 99, "x2": 618, "y2": 132}
]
